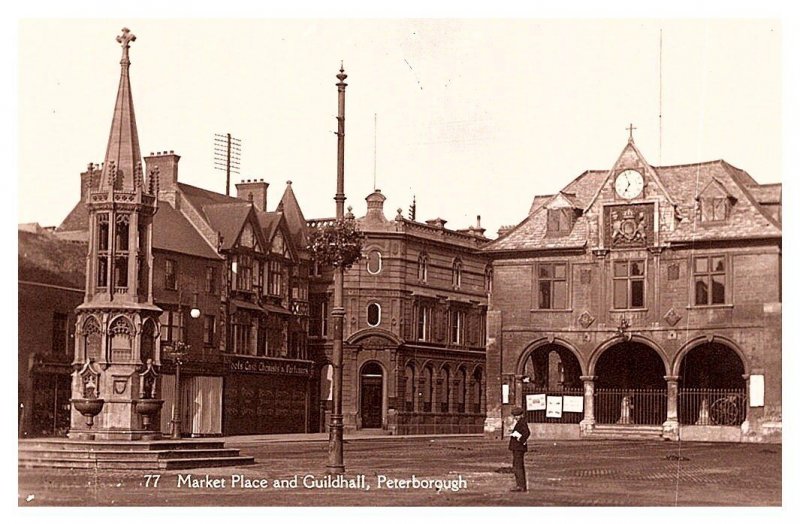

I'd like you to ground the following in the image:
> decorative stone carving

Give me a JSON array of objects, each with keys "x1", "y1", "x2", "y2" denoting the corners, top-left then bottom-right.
[
  {"x1": 578, "y1": 311, "x2": 595, "y2": 329},
  {"x1": 663, "y1": 308, "x2": 681, "y2": 327}
]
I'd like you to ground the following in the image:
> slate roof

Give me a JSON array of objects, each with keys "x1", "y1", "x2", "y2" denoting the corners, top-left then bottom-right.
[
  {"x1": 201, "y1": 202, "x2": 254, "y2": 250},
  {"x1": 486, "y1": 153, "x2": 780, "y2": 253},
  {"x1": 277, "y1": 182, "x2": 309, "y2": 248},
  {"x1": 153, "y1": 202, "x2": 221, "y2": 259},
  {"x1": 18, "y1": 230, "x2": 87, "y2": 289}
]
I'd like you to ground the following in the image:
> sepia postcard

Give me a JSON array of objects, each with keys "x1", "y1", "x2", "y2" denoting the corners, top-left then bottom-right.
[{"x1": 14, "y1": 12, "x2": 787, "y2": 518}]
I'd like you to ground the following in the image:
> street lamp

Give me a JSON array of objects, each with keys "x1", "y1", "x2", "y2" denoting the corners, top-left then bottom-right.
[
  {"x1": 328, "y1": 63, "x2": 348, "y2": 474},
  {"x1": 165, "y1": 340, "x2": 190, "y2": 439}
]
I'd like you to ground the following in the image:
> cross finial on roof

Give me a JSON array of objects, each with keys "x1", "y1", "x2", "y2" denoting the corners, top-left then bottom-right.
[
  {"x1": 116, "y1": 27, "x2": 136, "y2": 63},
  {"x1": 627, "y1": 123, "x2": 637, "y2": 142}
]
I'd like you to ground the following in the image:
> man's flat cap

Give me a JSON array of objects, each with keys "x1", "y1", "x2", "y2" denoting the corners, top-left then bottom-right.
[{"x1": 511, "y1": 407, "x2": 525, "y2": 416}]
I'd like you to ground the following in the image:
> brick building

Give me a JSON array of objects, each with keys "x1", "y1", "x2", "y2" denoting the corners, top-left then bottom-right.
[
  {"x1": 307, "y1": 191, "x2": 490, "y2": 434},
  {"x1": 18, "y1": 229, "x2": 87, "y2": 437},
  {"x1": 483, "y1": 137, "x2": 781, "y2": 442}
]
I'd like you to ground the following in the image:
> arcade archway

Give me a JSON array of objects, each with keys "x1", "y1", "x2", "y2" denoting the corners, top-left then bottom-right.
[
  {"x1": 677, "y1": 341, "x2": 747, "y2": 426},
  {"x1": 594, "y1": 341, "x2": 667, "y2": 425},
  {"x1": 520, "y1": 343, "x2": 583, "y2": 424}
]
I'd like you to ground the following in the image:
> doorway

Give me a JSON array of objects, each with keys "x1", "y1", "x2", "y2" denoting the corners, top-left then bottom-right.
[{"x1": 360, "y1": 362, "x2": 384, "y2": 429}]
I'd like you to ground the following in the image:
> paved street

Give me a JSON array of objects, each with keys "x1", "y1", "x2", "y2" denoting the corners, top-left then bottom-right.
[{"x1": 18, "y1": 436, "x2": 781, "y2": 506}]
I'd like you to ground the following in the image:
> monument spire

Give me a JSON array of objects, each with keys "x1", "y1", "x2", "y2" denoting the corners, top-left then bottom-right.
[{"x1": 98, "y1": 27, "x2": 143, "y2": 192}]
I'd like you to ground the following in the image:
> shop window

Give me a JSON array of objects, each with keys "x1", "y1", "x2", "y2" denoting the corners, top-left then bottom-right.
[
  {"x1": 538, "y1": 262, "x2": 568, "y2": 309},
  {"x1": 694, "y1": 256, "x2": 726, "y2": 305},
  {"x1": 613, "y1": 259, "x2": 645, "y2": 309}
]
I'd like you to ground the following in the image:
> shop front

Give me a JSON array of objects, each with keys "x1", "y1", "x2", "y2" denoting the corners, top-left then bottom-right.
[{"x1": 223, "y1": 355, "x2": 312, "y2": 435}]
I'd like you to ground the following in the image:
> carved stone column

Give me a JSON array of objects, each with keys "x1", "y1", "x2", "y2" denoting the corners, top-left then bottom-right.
[
  {"x1": 662, "y1": 375, "x2": 680, "y2": 440},
  {"x1": 579, "y1": 375, "x2": 597, "y2": 435}
]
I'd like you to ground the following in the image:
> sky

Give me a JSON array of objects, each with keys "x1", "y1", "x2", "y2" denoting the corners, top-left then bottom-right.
[{"x1": 18, "y1": 19, "x2": 781, "y2": 238}]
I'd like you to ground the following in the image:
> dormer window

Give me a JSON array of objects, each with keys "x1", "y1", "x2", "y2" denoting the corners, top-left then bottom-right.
[
  {"x1": 546, "y1": 208, "x2": 574, "y2": 236},
  {"x1": 700, "y1": 197, "x2": 730, "y2": 223}
]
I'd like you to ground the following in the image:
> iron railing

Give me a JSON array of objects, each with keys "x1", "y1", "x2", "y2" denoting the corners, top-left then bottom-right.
[
  {"x1": 678, "y1": 388, "x2": 746, "y2": 426},
  {"x1": 595, "y1": 388, "x2": 667, "y2": 425},
  {"x1": 521, "y1": 386, "x2": 584, "y2": 424}
]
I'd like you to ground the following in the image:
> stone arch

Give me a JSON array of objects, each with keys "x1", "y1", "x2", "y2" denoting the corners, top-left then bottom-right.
[
  {"x1": 81, "y1": 315, "x2": 103, "y2": 362},
  {"x1": 346, "y1": 327, "x2": 403, "y2": 347},
  {"x1": 359, "y1": 360, "x2": 386, "y2": 429},
  {"x1": 516, "y1": 337, "x2": 587, "y2": 377},
  {"x1": 588, "y1": 334, "x2": 670, "y2": 377},
  {"x1": 108, "y1": 315, "x2": 135, "y2": 362},
  {"x1": 140, "y1": 317, "x2": 158, "y2": 364},
  {"x1": 671, "y1": 335, "x2": 750, "y2": 377}
]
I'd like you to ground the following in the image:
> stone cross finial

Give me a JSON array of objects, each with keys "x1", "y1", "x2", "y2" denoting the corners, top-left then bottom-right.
[
  {"x1": 627, "y1": 123, "x2": 637, "y2": 142},
  {"x1": 116, "y1": 27, "x2": 136, "y2": 62}
]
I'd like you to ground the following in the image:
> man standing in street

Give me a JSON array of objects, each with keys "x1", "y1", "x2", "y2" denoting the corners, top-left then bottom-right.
[{"x1": 508, "y1": 406, "x2": 530, "y2": 492}]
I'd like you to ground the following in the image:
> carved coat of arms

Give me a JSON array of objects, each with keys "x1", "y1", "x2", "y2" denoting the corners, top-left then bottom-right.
[{"x1": 605, "y1": 204, "x2": 653, "y2": 248}]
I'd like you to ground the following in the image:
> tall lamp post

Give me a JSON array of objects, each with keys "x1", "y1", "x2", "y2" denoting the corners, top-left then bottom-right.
[
  {"x1": 167, "y1": 291, "x2": 200, "y2": 439},
  {"x1": 327, "y1": 63, "x2": 348, "y2": 474}
]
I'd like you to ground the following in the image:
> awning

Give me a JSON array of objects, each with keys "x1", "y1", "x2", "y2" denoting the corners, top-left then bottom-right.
[{"x1": 230, "y1": 299, "x2": 293, "y2": 316}]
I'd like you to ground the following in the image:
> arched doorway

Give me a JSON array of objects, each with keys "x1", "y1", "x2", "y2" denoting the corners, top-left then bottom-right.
[
  {"x1": 677, "y1": 342, "x2": 747, "y2": 426},
  {"x1": 360, "y1": 362, "x2": 384, "y2": 429},
  {"x1": 594, "y1": 341, "x2": 667, "y2": 425},
  {"x1": 520, "y1": 343, "x2": 583, "y2": 423}
]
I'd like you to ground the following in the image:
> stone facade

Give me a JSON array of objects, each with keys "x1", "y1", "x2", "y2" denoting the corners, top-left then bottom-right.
[
  {"x1": 483, "y1": 138, "x2": 781, "y2": 443},
  {"x1": 308, "y1": 191, "x2": 490, "y2": 434}
]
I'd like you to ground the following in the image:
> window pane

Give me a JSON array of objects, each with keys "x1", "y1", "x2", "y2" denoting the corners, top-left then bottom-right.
[
  {"x1": 614, "y1": 261, "x2": 628, "y2": 277},
  {"x1": 554, "y1": 264, "x2": 566, "y2": 279},
  {"x1": 613, "y1": 280, "x2": 627, "y2": 309},
  {"x1": 712, "y1": 256, "x2": 725, "y2": 272},
  {"x1": 367, "y1": 251, "x2": 381, "y2": 274},
  {"x1": 552, "y1": 281, "x2": 567, "y2": 309},
  {"x1": 539, "y1": 264, "x2": 552, "y2": 279},
  {"x1": 695, "y1": 278, "x2": 709, "y2": 305},
  {"x1": 694, "y1": 257, "x2": 708, "y2": 274},
  {"x1": 630, "y1": 260, "x2": 644, "y2": 276},
  {"x1": 711, "y1": 275, "x2": 725, "y2": 304},
  {"x1": 538, "y1": 281, "x2": 552, "y2": 309},
  {"x1": 367, "y1": 303, "x2": 380, "y2": 326},
  {"x1": 631, "y1": 280, "x2": 644, "y2": 308},
  {"x1": 714, "y1": 199, "x2": 727, "y2": 220}
]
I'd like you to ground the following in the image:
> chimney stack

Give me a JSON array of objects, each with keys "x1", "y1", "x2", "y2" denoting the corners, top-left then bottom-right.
[
  {"x1": 144, "y1": 151, "x2": 181, "y2": 191},
  {"x1": 236, "y1": 178, "x2": 269, "y2": 211}
]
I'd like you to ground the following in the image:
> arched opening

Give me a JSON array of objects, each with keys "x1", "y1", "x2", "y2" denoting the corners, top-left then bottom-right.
[
  {"x1": 456, "y1": 367, "x2": 467, "y2": 413},
  {"x1": 360, "y1": 362, "x2": 384, "y2": 428},
  {"x1": 83, "y1": 317, "x2": 102, "y2": 361},
  {"x1": 366, "y1": 250, "x2": 382, "y2": 275},
  {"x1": 404, "y1": 364, "x2": 416, "y2": 412},
  {"x1": 677, "y1": 342, "x2": 747, "y2": 426},
  {"x1": 594, "y1": 341, "x2": 667, "y2": 425},
  {"x1": 439, "y1": 366, "x2": 451, "y2": 413},
  {"x1": 521, "y1": 343, "x2": 583, "y2": 423},
  {"x1": 141, "y1": 319, "x2": 156, "y2": 364},
  {"x1": 472, "y1": 368, "x2": 483, "y2": 413},
  {"x1": 421, "y1": 365, "x2": 433, "y2": 413},
  {"x1": 366, "y1": 303, "x2": 381, "y2": 327}
]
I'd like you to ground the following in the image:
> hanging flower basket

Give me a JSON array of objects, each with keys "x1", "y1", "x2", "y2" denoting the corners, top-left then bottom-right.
[{"x1": 308, "y1": 219, "x2": 364, "y2": 270}]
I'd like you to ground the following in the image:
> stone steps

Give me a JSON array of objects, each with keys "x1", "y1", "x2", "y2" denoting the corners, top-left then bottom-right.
[
  {"x1": 585, "y1": 425, "x2": 665, "y2": 441},
  {"x1": 18, "y1": 439, "x2": 255, "y2": 470}
]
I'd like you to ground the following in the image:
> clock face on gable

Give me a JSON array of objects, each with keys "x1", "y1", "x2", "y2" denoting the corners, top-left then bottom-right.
[{"x1": 614, "y1": 169, "x2": 644, "y2": 199}]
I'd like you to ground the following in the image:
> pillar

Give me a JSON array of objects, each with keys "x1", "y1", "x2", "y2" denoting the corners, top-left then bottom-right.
[
  {"x1": 579, "y1": 375, "x2": 596, "y2": 436},
  {"x1": 662, "y1": 375, "x2": 680, "y2": 440}
]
